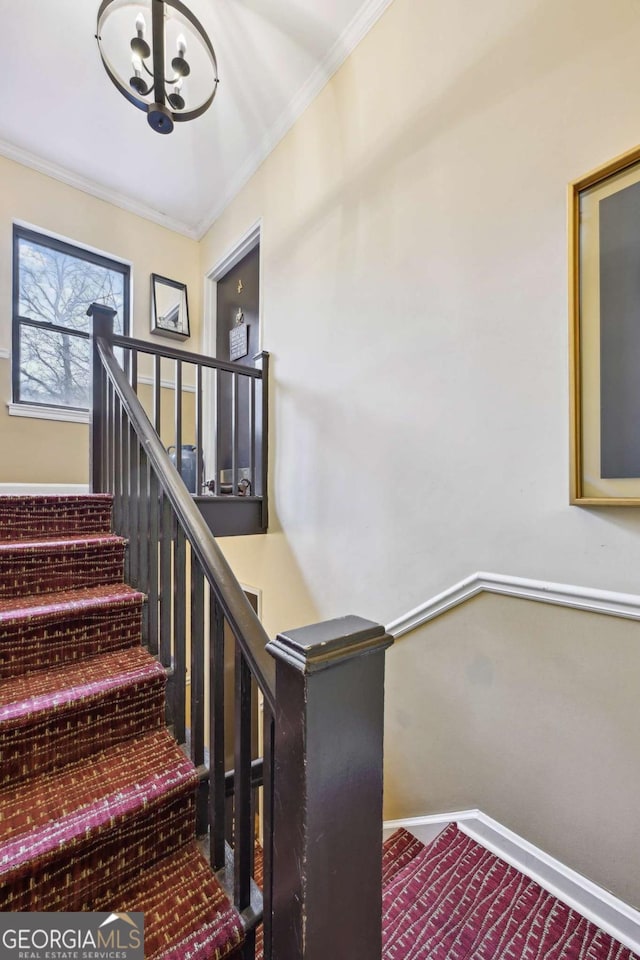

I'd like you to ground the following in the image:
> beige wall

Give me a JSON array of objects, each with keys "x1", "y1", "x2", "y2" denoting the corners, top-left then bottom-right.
[
  {"x1": 0, "y1": 154, "x2": 201, "y2": 483},
  {"x1": 200, "y1": 0, "x2": 640, "y2": 903},
  {"x1": 385, "y1": 594, "x2": 640, "y2": 908},
  {"x1": 202, "y1": 0, "x2": 640, "y2": 634}
]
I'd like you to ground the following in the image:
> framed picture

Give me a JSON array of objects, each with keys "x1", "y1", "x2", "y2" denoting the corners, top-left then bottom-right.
[
  {"x1": 570, "y1": 144, "x2": 640, "y2": 505},
  {"x1": 151, "y1": 274, "x2": 190, "y2": 340}
]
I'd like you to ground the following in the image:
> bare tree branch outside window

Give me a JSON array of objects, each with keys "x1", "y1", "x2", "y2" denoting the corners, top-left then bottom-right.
[{"x1": 16, "y1": 234, "x2": 128, "y2": 408}]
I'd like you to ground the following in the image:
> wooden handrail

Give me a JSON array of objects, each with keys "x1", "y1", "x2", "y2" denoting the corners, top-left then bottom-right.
[
  {"x1": 92, "y1": 312, "x2": 276, "y2": 710},
  {"x1": 110, "y1": 331, "x2": 265, "y2": 378}
]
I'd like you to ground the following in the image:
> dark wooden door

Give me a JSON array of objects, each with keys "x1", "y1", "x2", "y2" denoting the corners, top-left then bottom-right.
[
  {"x1": 215, "y1": 246, "x2": 260, "y2": 483},
  {"x1": 216, "y1": 245, "x2": 260, "y2": 364}
]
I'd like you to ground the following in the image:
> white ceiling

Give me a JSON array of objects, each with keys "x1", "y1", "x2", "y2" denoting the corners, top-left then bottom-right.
[{"x1": 1, "y1": 0, "x2": 391, "y2": 238}]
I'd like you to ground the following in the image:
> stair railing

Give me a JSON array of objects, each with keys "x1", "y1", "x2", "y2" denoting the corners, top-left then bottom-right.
[{"x1": 90, "y1": 303, "x2": 393, "y2": 960}]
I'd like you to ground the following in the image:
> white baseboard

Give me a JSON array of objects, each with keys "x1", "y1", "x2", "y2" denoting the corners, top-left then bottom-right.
[
  {"x1": 0, "y1": 483, "x2": 90, "y2": 495},
  {"x1": 386, "y1": 571, "x2": 640, "y2": 638},
  {"x1": 383, "y1": 810, "x2": 640, "y2": 955}
]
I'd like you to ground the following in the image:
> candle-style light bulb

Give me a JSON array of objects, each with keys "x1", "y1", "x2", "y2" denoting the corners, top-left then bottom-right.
[
  {"x1": 171, "y1": 32, "x2": 190, "y2": 77},
  {"x1": 132, "y1": 53, "x2": 143, "y2": 76},
  {"x1": 168, "y1": 73, "x2": 185, "y2": 110},
  {"x1": 131, "y1": 11, "x2": 151, "y2": 59}
]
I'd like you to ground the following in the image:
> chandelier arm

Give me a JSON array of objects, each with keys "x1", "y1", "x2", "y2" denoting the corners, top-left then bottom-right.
[
  {"x1": 172, "y1": 80, "x2": 219, "y2": 123},
  {"x1": 97, "y1": 44, "x2": 150, "y2": 113},
  {"x1": 165, "y1": 0, "x2": 219, "y2": 81}
]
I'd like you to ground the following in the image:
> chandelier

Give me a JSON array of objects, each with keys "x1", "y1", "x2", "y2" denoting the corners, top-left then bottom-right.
[{"x1": 96, "y1": 0, "x2": 219, "y2": 134}]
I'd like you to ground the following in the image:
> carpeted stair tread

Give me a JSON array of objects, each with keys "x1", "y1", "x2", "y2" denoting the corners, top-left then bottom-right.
[
  {"x1": 0, "y1": 728, "x2": 199, "y2": 911},
  {"x1": 381, "y1": 825, "x2": 639, "y2": 960},
  {"x1": 0, "y1": 584, "x2": 144, "y2": 677},
  {"x1": 0, "y1": 582, "x2": 143, "y2": 623},
  {"x1": 0, "y1": 494, "x2": 113, "y2": 540},
  {"x1": 0, "y1": 644, "x2": 163, "y2": 712},
  {"x1": 0, "y1": 647, "x2": 165, "y2": 786},
  {"x1": 383, "y1": 827, "x2": 429, "y2": 886},
  {"x1": 100, "y1": 842, "x2": 244, "y2": 960},
  {"x1": 0, "y1": 727, "x2": 194, "y2": 852},
  {"x1": 0, "y1": 534, "x2": 126, "y2": 598}
]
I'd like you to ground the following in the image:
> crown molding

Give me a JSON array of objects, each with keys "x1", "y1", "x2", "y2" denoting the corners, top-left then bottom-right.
[
  {"x1": 386, "y1": 571, "x2": 640, "y2": 638},
  {"x1": 0, "y1": 0, "x2": 395, "y2": 242},
  {"x1": 383, "y1": 810, "x2": 640, "y2": 955},
  {"x1": 0, "y1": 138, "x2": 199, "y2": 240},
  {"x1": 194, "y1": 0, "x2": 396, "y2": 237}
]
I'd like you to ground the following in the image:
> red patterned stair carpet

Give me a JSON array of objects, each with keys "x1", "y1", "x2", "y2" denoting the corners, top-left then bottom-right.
[
  {"x1": 0, "y1": 495, "x2": 244, "y2": 960},
  {"x1": 382, "y1": 825, "x2": 639, "y2": 960}
]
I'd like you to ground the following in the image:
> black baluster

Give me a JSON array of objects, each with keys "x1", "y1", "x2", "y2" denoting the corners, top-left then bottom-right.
[
  {"x1": 210, "y1": 594, "x2": 226, "y2": 870},
  {"x1": 105, "y1": 378, "x2": 113, "y2": 495},
  {"x1": 159, "y1": 494, "x2": 174, "y2": 727},
  {"x1": 147, "y1": 469, "x2": 160, "y2": 657},
  {"x1": 138, "y1": 447, "x2": 150, "y2": 646},
  {"x1": 121, "y1": 411, "x2": 131, "y2": 573},
  {"x1": 128, "y1": 426, "x2": 140, "y2": 586},
  {"x1": 234, "y1": 644, "x2": 253, "y2": 911},
  {"x1": 261, "y1": 705, "x2": 275, "y2": 960},
  {"x1": 154, "y1": 354, "x2": 162, "y2": 434},
  {"x1": 173, "y1": 523, "x2": 187, "y2": 745},
  {"x1": 113, "y1": 390, "x2": 123, "y2": 534},
  {"x1": 196, "y1": 364, "x2": 203, "y2": 495},
  {"x1": 191, "y1": 554, "x2": 206, "y2": 833},
  {"x1": 214, "y1": 368, "x2": 222, "y2": 496},
  {"x1": 175, "y1": 360, "x2": 183, "y2": 480},
  {"x1": 260, "y1": 353, "x2": 269, "y2": 528},
  {"x1": 249, "y1": 377, "x2": 256, "y2": 496},
  {"x1": 232, "y1": 373, "x2": 239, "y2": 494}
]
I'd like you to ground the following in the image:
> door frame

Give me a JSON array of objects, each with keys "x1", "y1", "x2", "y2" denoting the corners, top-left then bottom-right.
[{"x1": 202, "y1": 218, "x2": 263, "y2": 359}]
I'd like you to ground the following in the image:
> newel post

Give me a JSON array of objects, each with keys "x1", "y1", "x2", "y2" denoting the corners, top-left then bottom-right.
[
  {"x1": 266, "y1": 616, "x2": 393, "y2": 960},
  {"x1": 88, "y1": 303, "x2": 116, "y2": 493}
]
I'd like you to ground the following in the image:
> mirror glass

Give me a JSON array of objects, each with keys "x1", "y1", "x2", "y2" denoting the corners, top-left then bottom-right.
[{"x1": 151, "y1": 274, "x2": 190, "y2": 340}]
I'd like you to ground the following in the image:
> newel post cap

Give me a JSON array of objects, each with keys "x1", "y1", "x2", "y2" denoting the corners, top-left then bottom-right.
[
  {"x1": 266, "y1": 614, "x2": 393, "y2": 675},
  {"x1": 87, "y1": 302, "x2": 116, "y2": 338}
]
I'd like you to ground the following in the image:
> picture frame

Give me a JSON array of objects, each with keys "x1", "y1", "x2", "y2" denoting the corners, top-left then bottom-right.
[
  {"x1": 569, "y1": 144, "x2": 640, "y2": 505},
  {"x1": 151, "y1": 274, "x2": 190, "y2": 340}
]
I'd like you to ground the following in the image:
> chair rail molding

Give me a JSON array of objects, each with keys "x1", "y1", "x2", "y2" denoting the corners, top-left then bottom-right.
[
  {"x1": 386, "y1": 571, "x2": 640, "y2": 638},
  {"x1": 382, "y1": 810, "x2": 640, "y2": 956}
]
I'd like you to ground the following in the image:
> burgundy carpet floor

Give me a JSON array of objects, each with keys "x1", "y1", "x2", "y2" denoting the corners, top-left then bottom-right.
[
  {"x1": 0, "y1": 494, "x2": 243, "y2": 959},
  {"x1": 382, "y1": 825, "x2": 639, "y2": 960}
]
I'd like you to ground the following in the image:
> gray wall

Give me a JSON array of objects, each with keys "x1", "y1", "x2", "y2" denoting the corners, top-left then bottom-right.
[{"x1": 384, "y1": 593, "x2": 640, "y2": 908}]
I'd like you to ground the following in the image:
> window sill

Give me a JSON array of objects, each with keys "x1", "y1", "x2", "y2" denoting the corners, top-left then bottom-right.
[{"x1": 7, "y1": 402, "x2": 90, "y2": 424}]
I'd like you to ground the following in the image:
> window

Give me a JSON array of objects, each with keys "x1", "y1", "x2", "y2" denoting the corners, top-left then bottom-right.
[{"x1": 13, "y1": 226, "x2": 130, "y2": 410}]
